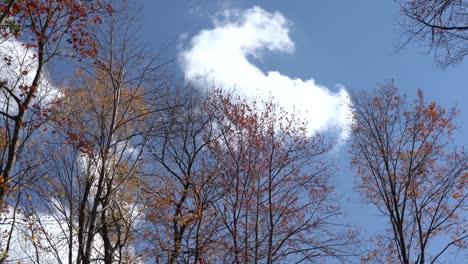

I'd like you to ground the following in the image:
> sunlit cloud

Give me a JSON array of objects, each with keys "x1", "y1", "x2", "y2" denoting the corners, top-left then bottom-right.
[{"x1": 179, "y1": 6, "x2": 352, "y2": 142}]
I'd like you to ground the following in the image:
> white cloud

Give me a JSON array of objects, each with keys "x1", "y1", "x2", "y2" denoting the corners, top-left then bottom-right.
[
  {"x1": 179, "y1": 6, "x2": 352, "y2": 141},
  {"x1": 1, "y1": 203, "x2": 145, "y2": 263},
  {"x1": 0, "y1": 38, "x2": 62, "y2": 116}
]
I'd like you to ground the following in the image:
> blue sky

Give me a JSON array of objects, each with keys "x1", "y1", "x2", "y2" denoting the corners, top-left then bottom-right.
[
  {"x1": 140, "y1": 1, "x2": 467, "y2": 261},
  {"x1": 141, "y1": 0, "x2": 468, "y2": 140}
]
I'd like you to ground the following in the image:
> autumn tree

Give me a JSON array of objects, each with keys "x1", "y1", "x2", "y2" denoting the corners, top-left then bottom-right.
[
  {"x1": 144, "y1": 88, "x2": 358, "y2": 263},
  {"x1": 351, "y1": 83, "x2": 467, "y2": 264},
  {"x1": 62, "y1": 7, "x2": 166, "y2": 263},
  {"x1": 397, "y1": 0, "x2": 468, "y2": 67},
  {"x1": 0, "y1": 3, "x2": 169, "y2": 262},
  {"x1": 0, "y1": 1, "x2": 112, "y2": 261},
  {"x1": 208, "y1": 91, "x2": 358, "y2": 264},
  {"x1": 0, "y1": 43, "x2": 60, "y2": 262},
  {"x1": 143, "y1": 84, "x2": 224, "y2": 264},
  {"x1": 0, "y1": 0, "x2": 112, "y2": 198}
]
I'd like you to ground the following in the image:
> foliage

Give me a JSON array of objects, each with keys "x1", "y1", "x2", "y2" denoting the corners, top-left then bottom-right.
[
  {"x1": 0, "y1": 1, "x2": 112, "y2": 262},
  {"x1": 144, "y1": 89, "x2": 359, "y2": 263},
  {"x1": 351, "y1": 82, "x2": 467, "y2": 264},
  {"x1": 0, "y1": 1, "x2": 465, "y2": 263}
]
